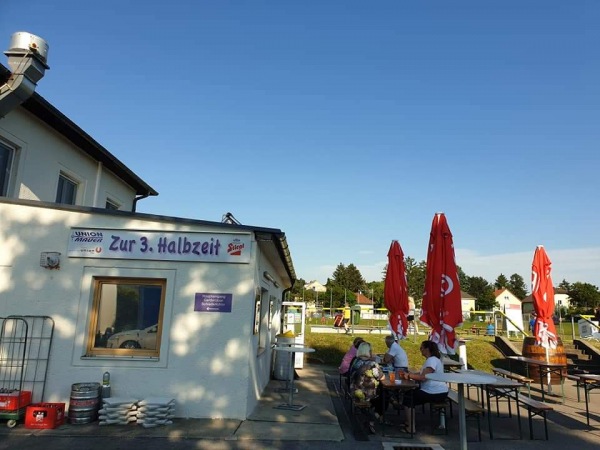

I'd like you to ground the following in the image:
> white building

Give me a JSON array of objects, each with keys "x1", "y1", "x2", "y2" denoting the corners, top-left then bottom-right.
[
  {"x1": 0, "y1": 34, "x2": 295, "y2": 419},
  {"x1": 494, "y1": 288, "x2": 522, "y2": 311}
]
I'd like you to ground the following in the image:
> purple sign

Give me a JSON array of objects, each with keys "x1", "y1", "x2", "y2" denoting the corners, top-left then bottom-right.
[{"x1": 194, "y1": 293, "x2": 232, "y2": 313}]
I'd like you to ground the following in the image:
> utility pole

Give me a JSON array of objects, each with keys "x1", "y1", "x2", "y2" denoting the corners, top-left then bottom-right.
[{"x1": 330, "y1": 290, "x2": 332, "y2": 318}]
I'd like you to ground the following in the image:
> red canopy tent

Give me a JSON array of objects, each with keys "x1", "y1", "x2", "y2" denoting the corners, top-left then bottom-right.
[
  {"x1": 531, "y1": 245, "x2": 558, "y2": 350},
  {"x1": 384, "y1": 240, "x2": 409, "y2": 339},
  {"x1": 420, "y1": 213, "x2": 463, "y2": 354}
]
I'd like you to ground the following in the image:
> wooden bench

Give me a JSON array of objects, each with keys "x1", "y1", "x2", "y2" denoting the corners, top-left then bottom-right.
[
  {"x1": 566, "y1": 374, "x2": 583, "y2": 401},
  {"x1": 566, "y1": 373, "x2": 600, "y2": 402},
  {"x1": 493, "y1": 368, "x2": 533, "y2": 396},
  {"x1": 506, "y1": 391, "x2": 553, "y2": 440},
  {"x1": 446, "y1": 389, "x2": 485, "y2": 441}
]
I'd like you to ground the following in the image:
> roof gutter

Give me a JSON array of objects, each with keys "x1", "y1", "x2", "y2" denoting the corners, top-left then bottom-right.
[
  {"x1": 0, "y1": 32, "x2": 49, "y2": 118},
  {"x1": 132, "y1": 192, "x2": 151, "y2": 212}
]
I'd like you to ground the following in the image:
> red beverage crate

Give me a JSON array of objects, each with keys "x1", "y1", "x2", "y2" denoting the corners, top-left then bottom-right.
[
  {"x1": 25, "y1": 403, "x2": 66, "y2": 429},
  {"x1": 0, "y1": 390, "x2": 32, "y2": 411}
]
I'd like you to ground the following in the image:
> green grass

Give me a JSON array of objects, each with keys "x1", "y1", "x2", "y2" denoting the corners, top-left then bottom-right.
[
  {"x1": 304, "y1": 318, "x2": 595, "y2": 372},
  {"x1": 305, "y1": 329, "x2": 504, "y2": 372}
]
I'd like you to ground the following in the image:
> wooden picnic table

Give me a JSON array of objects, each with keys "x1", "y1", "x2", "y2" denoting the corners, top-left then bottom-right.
[{"x1": 507, "y1": 356, "x2": 566, "y2": 403}]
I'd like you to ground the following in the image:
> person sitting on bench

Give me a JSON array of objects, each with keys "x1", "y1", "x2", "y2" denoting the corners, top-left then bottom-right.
[
  {"x1": 400, "y1": 340, "x2": 449, "y2": 433},
  {"x1": 382, "y1": 334, "x2": 409, "y2": 372}
]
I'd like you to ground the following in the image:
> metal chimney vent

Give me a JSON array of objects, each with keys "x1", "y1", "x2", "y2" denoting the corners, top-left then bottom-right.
[
  {"x1": 0, "y1": 31, "x2": 49, "y2": 117},
  {"x1": 5, "y1": 31, "x2": 49, "y2": 68}
]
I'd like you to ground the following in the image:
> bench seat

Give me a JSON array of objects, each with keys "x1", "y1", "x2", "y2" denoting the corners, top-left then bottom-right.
[
  {"x1": 506, "y1": 391, "x2": 553, "y2": 440},
  {"x1": 565, "y1": 373, "x2": 598, "y2": 402},
  {"x1": 493, "y1": 368, "x2": 533, "y2": 396}
]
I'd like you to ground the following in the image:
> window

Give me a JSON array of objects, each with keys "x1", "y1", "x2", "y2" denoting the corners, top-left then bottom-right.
[
  {"x1": 256, "y1": 289, "x2": 271, "y2": 353},
  {"x1": 105, "y1": 199, "x2": 120, "y2": 210},
  {"x1": 253, "y1": 290, "x2": 261, "y2": 335},
  {"x1": 87, "y1": 277, "x2": 166, "y2": 358},
  {"x1": 0, "y1": 141, "x2": 14, "y2": 196},
  {"x1": 56, "y1": 173, "x2": 78, "y2": 205}
]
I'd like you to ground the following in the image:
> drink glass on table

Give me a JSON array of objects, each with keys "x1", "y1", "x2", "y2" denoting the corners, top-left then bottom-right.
[{"x1": 389, "y1": 370, "x2": 396, "y2": 383}]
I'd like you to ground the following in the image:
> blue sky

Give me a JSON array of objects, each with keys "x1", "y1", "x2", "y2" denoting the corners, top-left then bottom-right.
[{"x1": 3, "y1": 1, "x2": 599, "y2": 289}]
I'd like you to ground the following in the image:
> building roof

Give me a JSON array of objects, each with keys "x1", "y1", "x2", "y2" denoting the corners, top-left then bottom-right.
[
  {"x1": 1, "y1": 64, "x2": 158, "y2": 200},
  {"x1": 356, "y1": 292, "x2": 373, "y2": 305}
]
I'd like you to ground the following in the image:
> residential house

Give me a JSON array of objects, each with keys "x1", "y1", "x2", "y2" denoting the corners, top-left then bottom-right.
[
  {"x1": 460, "y1": 291, "x2": 476, "y2": 317},
  {"x1": 521, "y1": 288, "x2": 570, "y2": 315}
]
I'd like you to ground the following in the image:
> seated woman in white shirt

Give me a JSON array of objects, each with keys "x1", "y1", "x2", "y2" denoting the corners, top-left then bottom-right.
[{"x1": 400, "y1": 340, "x2": 448, "y2": 433}]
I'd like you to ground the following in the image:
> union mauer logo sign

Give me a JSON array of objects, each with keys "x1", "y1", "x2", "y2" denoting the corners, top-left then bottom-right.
[{"x1": 67, "y1": 228, "x2": 251, "y2": 263}]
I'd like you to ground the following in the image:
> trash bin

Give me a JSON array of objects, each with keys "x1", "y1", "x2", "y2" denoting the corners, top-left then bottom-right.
[
  {"x1": 351, "y1": 306, "x2": 361, "y2": 325},
  {"x1": 273, "y1": 334, "x2": 295, "y2": 381}
]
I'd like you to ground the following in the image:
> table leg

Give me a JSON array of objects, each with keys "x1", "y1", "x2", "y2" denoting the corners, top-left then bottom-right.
[
  {"x1": 287, "y1": 354, "x2": 294, "y2": 405},
  {"x1": 515, "y1": 388, "x2": 522, "y2": 439},
  {"x1": 546, "y1": 367, "x2": 554, "y2": 396},
  {"x1": 486, "y1": 385, "x2": 493, "y2": 440},
  {"x1": 275, "y1": 351, "x2": 306, "y2": 411},
  {"x1": 584, "y1": 383, "x2": 590, "y2": 427},
  {"x1": 458, "y1": 383, "x2": 467, "y2": 450}
]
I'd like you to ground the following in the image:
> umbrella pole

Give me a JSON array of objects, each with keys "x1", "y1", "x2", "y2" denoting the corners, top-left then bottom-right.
[{"x1": 545, "y1": 347, "x2": 553, "y2": 395}]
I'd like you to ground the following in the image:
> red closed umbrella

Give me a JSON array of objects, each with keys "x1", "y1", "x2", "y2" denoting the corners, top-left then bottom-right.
[
  {"x1": 420, "y1": 212, "x2": 463, "y2": 354},
  {"x1": 531, "y1": 245, "x2": 558, "y2": 349},
  {"x1": 384, "y1": 240, "x2": 409, "y2": 339}
]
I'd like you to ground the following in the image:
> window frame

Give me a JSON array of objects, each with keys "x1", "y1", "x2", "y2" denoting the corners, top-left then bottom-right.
[
  {"x1": 86, "y1": 276, "x2": 167, "y2": 358},
  {"x1": 56, "y1": 172, "x2": 79, "y2": 205},
  {"x1": 253, "y1": 290, "x2": 261, "y2": 336},
  {"x1": 0, "y1": 140, "x2": 14, "y2": 196},
  {"x1": 105, "y1": 198, "x2": 120, "y2": 210}
]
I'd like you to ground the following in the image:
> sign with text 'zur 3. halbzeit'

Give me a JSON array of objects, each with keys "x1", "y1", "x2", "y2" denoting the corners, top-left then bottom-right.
[{"x1": 67, "y1": 228, "x2": 251, "y2": 263}]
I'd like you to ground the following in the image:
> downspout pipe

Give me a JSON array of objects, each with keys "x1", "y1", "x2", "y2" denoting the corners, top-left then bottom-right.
[
  {"x1": 132, "y1": 193, "x2": 151, "y2": 212},
  {"x1": 0, "y1": 32, "x2": 49, "y2": 118}
]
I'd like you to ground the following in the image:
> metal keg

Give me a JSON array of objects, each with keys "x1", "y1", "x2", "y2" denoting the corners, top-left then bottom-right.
[{"x1": 68, "y1": 382, "x2": 101, "y2": 424}]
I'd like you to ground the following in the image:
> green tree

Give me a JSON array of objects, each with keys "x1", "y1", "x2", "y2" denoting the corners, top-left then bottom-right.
[
  {"x1": 290, "y1": 278, "x2": 307, "y2": 301},
  {"x1": 366, "y1": 281, "x2": 384, "y2": 308},
  {"x1": 558, "y1": 279, "x2": 571, "y2": 291},
  {"x1": 566, "y1": 282, "x2": 600, "y2": 312},
  {"x1": 405, "y1": 257, "x2": 426, "y2": 307},
  {"x1": 457, "y1": 265, "x2": 468, "y2": 293},
  {"x1": 507, "y1": 273, "x2": 527, "y2": 300},
  {"x1": 331, "y1": 263, "x2": 349, "y2": 288},
  {"x1": 494, "y1": 274, "x2": 509, "y2": 290},
  {"x1": 467, "y1": 276, "x2": 496, "y2": 310},
  {"x1": 329, "y1": 263, "x2": 366, "y2": 306},
  {"x1": 345, "y1": 263, "x2": 366, "y2": 293}
]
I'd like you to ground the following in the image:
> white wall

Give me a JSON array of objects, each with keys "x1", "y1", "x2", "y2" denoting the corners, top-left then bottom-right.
[
  {"x1": 0, "y1": 108, "x2": 136, "y2": 210},
  {"x1": 496, "y1": 290, "x2": 522, "y2": 311},
  {"x1": 0, "y1": 201, "x2": 282, "y2": 419}
]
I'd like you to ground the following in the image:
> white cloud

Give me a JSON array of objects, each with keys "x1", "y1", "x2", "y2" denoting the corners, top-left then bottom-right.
[{"x1": 456, "y1": 247, "x2": 600, "y2": 288}]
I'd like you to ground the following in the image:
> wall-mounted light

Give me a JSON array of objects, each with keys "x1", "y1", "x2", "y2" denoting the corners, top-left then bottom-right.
[
  {"x1": 263, "y1": 271, "x2": 279, "y2": 288},
  {"x1": 40, "y1": 252, "x2": 61, "y2": 269}
]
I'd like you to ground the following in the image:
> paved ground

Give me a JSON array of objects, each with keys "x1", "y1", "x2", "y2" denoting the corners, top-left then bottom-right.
[{"x1": 0, "y1": 364, "x2": 599, "y2": 450}]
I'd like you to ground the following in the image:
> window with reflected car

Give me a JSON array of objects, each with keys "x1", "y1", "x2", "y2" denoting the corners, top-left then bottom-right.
[{"x1": 87, "y1": 277, "x2": 166, "y2": 357}]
